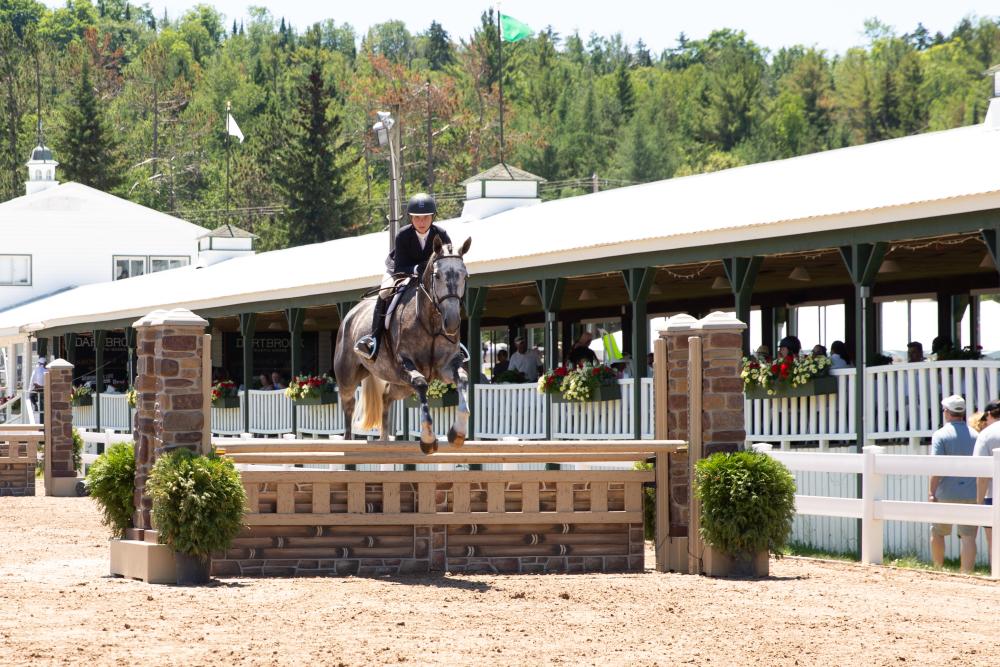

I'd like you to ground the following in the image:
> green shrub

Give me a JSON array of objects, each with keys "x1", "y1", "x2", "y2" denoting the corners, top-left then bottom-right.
[
  {"x1": 694, "y1": 451, "x2": 796, "y2": 558},
  {"x1": 147, "y1": 449, "x2": 246, "y2": 560},
  {"x1": 85, "y1": 442, "x2": 136, "y2": 538},
  {"x1": 634, "y1": 460, "x2": 655, "y2": 540},
  {"x1": 72, "y1": 428, "x2": 83, "y2": 473}
]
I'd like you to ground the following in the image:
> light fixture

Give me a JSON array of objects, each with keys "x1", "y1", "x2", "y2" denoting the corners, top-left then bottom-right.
[
  {"x1": 303, "y1": 317, "x2": 317, "y2": 326},
  {"x1": 520, "y1": 294, "x2": 540, "y2": 307},
  {"x1": 980, "y1": 254, "x2": 995, "y2": 269},
  {"x1": 788, "y1": 266, "x2": 811, "y2": 282},
  {"x1": 267, "y1": 321, "x2": 283, "y2": 331},
  {"x1": 711, "y1": 276, "x2": 730, "y2": 290},
  {"x1": 578, "y1": 289, "x2": 597, "y2": 302},
  {"x1": 649, "y1": 284, "x2": 663, "y2": 295},
  {"x1": 372, "y1": 111, "x2": 394, "y2": 147},
  {"x1": 878, "y1": 259, "x2": 901, "y2": 274}
]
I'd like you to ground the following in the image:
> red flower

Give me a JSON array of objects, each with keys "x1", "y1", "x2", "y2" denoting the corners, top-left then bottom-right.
[{"x1": 555, "y1": 367, "x2": 568, "y2": 377}]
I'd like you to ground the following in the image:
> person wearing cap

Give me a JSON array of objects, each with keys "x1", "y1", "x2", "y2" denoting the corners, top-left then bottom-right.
[
  {"x1": 355, "y1": 193, "x2": 451, "y2": 360},
  {"x1": 973, "y1": 399, "x2": 1000, "y2": 559},
  {"x1": 508, "y1": 335, "x2": 541, "y2": 382},
  {"x1": 929, "y1": 394, "x2": 978, "y2": 572}
]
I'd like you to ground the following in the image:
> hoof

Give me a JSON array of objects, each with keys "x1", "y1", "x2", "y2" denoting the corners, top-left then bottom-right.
[
  {"x1": 447, "y1": 427, "x2": 466, "y2": 448},
  {"x1": 419, "y1": 439, "x2": 438, "y2": 455}
]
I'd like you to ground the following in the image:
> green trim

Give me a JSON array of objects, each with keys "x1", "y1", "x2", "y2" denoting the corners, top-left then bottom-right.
[
  {"x1": 623, "y1": 267, "x2": 655, "y2": 440},
  {"x1": 239, "y1": 312, "x2": 256, "y2": 435}
]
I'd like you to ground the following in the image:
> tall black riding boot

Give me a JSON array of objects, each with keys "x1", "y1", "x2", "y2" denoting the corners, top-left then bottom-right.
[{"x1": 355, "y1": 297, "x2": 387, "y2": 360}]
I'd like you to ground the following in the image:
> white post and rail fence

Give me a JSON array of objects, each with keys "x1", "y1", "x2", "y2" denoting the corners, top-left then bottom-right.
[{"x1": 753, "y1": 443, "x2": 1000, "y2": 578}]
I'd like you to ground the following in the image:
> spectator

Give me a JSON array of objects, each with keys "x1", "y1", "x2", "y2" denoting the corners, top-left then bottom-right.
[
  {"x1": 777, "y1": 336, "x2": 801, "y2": 358},
  {"x1": 907, "y1": 341, "x2": 925, "y2": 363},
  {"x1": 647, "y1": 352, "x2": 655, "y2": 376},
  {"x1": 29, "y1": 356, "x2": 46, "y2": 417},
  {"x1": 830, "y1": 341, "x2": 849, "y2": 369},
  {"x1": 567, "y1": 331, "x2": 598, "y2": 367},
  {"x1": 257, "y1": 374, "x2": 272, "y2": 391},
  {"x1": 973, "y1": 400, "x2": 1000, "y2": 561},
  {"x1": 491, "y1": 349, "x2": 510, "y2": 382},
  {"x1": 271, "y1": 372, "x2": 286, "y2": 390},
  {"x1": 929, "y1": 395, "x2": 979, "y2": 573},
  {"x1": 811, "y1": 344, "x2": 827, "y2": 357},
  {"x1": 932, "y1": 335, "x2": 953, "y2": 358},
  {"x1": 613, "y1": 353, "x2": 633, "y2": 379},
  {"x1": 508, "y1": 336, "x2": 541, "y2": 382}
]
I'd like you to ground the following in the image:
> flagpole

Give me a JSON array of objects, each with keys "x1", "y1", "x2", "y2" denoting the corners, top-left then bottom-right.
[
  {"x1": 225, "y1": 100, "x2": 231, "y2": 221},
  {"x1": 496, "y1": 9, "x2": 505, "y2": 165}
]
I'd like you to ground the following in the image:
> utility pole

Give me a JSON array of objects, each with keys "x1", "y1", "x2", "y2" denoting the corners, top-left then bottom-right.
[{"x1": 426, "y1": 79, "x2": 434, "y2": 192}]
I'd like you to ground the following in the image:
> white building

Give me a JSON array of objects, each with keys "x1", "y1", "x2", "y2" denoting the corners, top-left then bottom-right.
[{"x1": 0, "y1": 141, "x2": 209, "y2": 314}]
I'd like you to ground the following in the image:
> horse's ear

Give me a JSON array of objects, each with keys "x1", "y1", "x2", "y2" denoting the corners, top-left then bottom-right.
[
  {"x1": 433, "y1": 236, "x2": 444, "y2": 254},
  {"x1": 459, "y1": 237, "x2": 472, "y2": 256}
]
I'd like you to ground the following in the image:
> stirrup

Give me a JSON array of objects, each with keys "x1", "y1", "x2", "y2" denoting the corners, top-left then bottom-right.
[
  {"x1": 355, "y1": 335, "x2": 377, "y2": 360},
  {"x1": 458, "y1": 342, "x2": 471, "y2": 363}
]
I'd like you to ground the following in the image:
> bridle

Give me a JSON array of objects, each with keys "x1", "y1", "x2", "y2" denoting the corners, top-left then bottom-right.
[{"x1": 416, "y1": 252, "x2": 466, "y2": 346}]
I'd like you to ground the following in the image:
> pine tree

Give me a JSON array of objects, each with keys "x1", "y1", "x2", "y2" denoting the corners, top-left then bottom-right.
[
  {"x1": 614, "y1": 62, "x2": 635, "y2": 121},
  {"x1": 60, "y1": 60, "x2": 119, "y2": 191},
  {"x1": 425, "y1": 21, "x2": 453, "y2": 71},
  {"x1": 275, "y1": 57, "x2": 359, "y2": 247}
]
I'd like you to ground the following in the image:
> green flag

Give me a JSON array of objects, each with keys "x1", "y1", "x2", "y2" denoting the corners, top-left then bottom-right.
[{"x1": 500, "y1": 13, "x2": 532, "y2": 42}]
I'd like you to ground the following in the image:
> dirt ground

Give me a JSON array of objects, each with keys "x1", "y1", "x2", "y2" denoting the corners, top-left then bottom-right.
[{"x1": 1, "y1": 495, "x2": 998, "y2": 667}]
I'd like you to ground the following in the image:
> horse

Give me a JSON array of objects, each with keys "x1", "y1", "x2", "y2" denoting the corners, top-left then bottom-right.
[{"x1": 333, "y1": 236, "x2": 472, "y2": 453}]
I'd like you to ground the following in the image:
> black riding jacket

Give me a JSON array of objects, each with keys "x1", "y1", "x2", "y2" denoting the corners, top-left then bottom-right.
[{"x1": 384, "y1": 224, "x2": 452, "y2": 276}]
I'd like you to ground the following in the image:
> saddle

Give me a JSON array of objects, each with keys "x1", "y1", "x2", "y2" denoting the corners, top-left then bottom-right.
[{"x1": 384, "y1": 275, "x2": 416, "y2": 329}]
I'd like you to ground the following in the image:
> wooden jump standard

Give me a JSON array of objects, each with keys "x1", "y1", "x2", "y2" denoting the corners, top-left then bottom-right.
[{"x1": 214, "y1": 439, "x2": 685, "y2": 576}]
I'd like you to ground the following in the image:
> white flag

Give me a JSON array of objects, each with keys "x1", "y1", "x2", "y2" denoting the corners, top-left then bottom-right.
[{"x1": 227, "y1": 113, "x2": 244, "y2": 143}]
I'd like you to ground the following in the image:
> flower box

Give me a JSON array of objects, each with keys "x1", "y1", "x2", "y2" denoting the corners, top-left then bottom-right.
[
  {"x1": 744, "y1": 375, "x2": 838, "y2": 400},
  {"x1": 212, "y1": 396, "x2": 241, "y2": 409},
  {"x1": 552, "y1": 384, "x2": 622, "y2": 404},
  {"x1": 292, "y1": 392, "x2": 338, "y2": 406},
  {"x1": 406, "y1": 392, "x2": 459, "y2": 408},
  {"x1": 72, "y1": 395, "x2": 92, "y2": 407}
]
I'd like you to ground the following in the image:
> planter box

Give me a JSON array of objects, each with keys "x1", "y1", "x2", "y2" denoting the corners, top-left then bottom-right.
[
  {"x1": 72, "y1": 395, "x2": 92, "y2": 407},
  {"x1": 212, "y1": 395, "x2": 241, "y2": 409},
  {"x1": 744, "y1": 375, "x2": 838, "y2": 400},
  {"x1": 702, "y1": 545, "x2": 769, "y2": 578},
  {"x1": 293, "y1": 392, "x2": 338, "y2": 406},
  {"x1": 406, "y1": 392, "x2": 459, "y2": 408},
  {"x1": 551, "y1": 384, "x2": 622, "y2": 404}
]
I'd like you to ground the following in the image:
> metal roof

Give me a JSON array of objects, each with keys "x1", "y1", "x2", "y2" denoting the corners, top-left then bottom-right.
[{"x1": 461, "y1": 163, "x2": 547, "y2": 185}]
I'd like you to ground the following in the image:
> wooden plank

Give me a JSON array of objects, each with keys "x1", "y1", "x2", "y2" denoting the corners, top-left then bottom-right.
[
  {"x1": 245, "y1": 482, "x2": 260, "y2": 514},
  {"x1": 238, "y1": 470, "x2": 655, "y2": 484},
  {"x1": 522, "y1": 481, "x2": 539, "y2": 513},
  {"x1": 591, "y1": 482, "x2": 608, "y2": 513},
  {"x1": 556, "y1": 483, "x2": 573, "y2": 513},
  {"x1": 227, "y1": 453, "x2": 667, "y2": 465},
  {"x1": 454, "y1": 483, "x2": 471, "y2": 513},
  {"x1": 418, "y1": 482, "x2": 435, "y2": 513},
  {"x1": 347, "y1": 483, "x2": 365, "y2": 513},
  {"x1": 218, "y1": 440, "x2": 686, "y2": 454},
  {"x1": 487, "y1": 482, "x2": 506, "y2": 514},
  {"x1": 382, "y1": 482, "x2": 400, "y2": 514},
  {"x1": 654, "y1": 338, "x2": 668, "y2": 439},
  {"x1": 311, "y1": 483, "x2": 330, "y2": 514},
  {"x1": 624, "y1": 483, "x2": 643, "y2": 512},
  {"x1": 688, "y1": 334, "x2": 704, "y2": 575},
  {"x1": 654, "y1": 454, "x2": 669, "y2": 572},
  {"x1": 276, "y1": 483, "x2": 294, "y2": 514},
  {"x1": 244, "y1": 510, "x2": 645, "y2": 526}
]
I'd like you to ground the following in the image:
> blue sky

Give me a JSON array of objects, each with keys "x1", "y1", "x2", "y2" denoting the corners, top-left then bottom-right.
[{"x1": 44, "y1": 0, "x2": 996, "y2": 55}]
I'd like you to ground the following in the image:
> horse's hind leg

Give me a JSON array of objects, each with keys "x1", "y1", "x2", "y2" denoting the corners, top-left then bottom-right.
[{"x1": 443, "y1": 355, "x2": 469, "y2": 447}]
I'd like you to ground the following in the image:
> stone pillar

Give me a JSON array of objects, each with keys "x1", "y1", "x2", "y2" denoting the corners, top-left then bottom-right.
[
  {"x1": 658, "y1": 312, "x2": 747, "y2": 572},
  {"x1": 44, "y1": 359, "x2": 77, "y2": 496},
  {"x1": 132, "y1": 308, "x2": 209, "y2": 532}
]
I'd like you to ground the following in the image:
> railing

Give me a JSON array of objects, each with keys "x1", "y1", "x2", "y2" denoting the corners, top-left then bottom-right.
[
  {"x1": 745, "y1": 370, "x2": 856, "y2": 445},
  {"x1": 0, "y1": 393, "x2": 24, "y2": 425},
  {"x1": 72, "y1": 394, "x2": 131, "y2": 432},
  {"x1": 754, "y1": 443, "x2": 1000, "y2": 578}
]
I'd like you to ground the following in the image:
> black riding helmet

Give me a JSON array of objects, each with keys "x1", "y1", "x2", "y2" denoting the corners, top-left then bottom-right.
[{"x1": 407, "y1": 192, "x2": 437, "y2": 216}]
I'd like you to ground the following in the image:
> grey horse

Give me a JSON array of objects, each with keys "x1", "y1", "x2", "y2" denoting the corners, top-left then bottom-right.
[{"x1": 333, "y1": 236, "x2": 472, "y2": 453}]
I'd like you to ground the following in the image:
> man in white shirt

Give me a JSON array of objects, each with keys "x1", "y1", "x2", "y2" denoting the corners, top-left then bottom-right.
[
  {"x1": 508, "y1": 336, "x2": 541, "y2": 382},
  {"x1": 29, "y1": 356, "x2": 47, "y2": 417}
]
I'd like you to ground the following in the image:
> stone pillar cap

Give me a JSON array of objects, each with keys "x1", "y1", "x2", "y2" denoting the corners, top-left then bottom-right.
[
  {"x1": 133, "y1": 308, "x2": 208, "y2": 328},
  {"x1": 659, "y1": 313, "x2": 700, "y2": 334},
  {"x1": 46, "y1": 358, "x2": 73, "y2": 369},
  {"x1": 698, "y1": 311, "x2": 748, "y2": 331}
]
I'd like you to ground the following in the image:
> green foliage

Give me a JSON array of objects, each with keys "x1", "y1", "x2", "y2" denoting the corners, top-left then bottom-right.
[
  {"x1": 147, "y1": 448, "x2": 246, "y2": 559},
  {"x1": 634, "y1": 460, "x2": 655, "y2": 540},
  {"x1": 695, "y1": 451, "x2": 796, "y2": 558},
  {"x1": 72, "y1": 427, "x2": 83, "y2": 473},
  {"x1": 84, "y1": 441, "x2": 135, "y2": 538},
  {"x1": 59, "y1": 59, "x2": 119, "y2": 191}
]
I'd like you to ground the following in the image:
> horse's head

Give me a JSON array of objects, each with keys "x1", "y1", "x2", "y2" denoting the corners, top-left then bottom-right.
[{"x1": 424, "y1": 236, "x2": 472, "y2": 335}]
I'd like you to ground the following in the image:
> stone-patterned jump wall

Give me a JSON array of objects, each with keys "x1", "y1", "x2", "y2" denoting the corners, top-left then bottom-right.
[
  {"x1": 212, "y1": 471, "x2": 649, "y2": 576},
  {"x1": 0, "y1": 433, "x2": 39, "y2": 496}
]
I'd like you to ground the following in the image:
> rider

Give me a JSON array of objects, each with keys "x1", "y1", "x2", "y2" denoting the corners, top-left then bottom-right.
[{"x1": 355, "y1": 192, "x2": 452, "y2": 360}]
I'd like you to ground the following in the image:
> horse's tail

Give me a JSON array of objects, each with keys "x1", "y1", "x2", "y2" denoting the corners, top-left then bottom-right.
[{"x1": 357, "y1": 376, "x2": 387, "y2": 433}]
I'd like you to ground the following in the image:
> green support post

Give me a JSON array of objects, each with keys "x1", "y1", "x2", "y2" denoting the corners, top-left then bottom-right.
[
  {"x1": 239, "y1": 313, "x2": 257, "y2": 436},
  {"x1": 94, "y1": 330, "x2": 106, "y2": 432},
  {"x1": 839, "y1": 241, "x2": 887, "y2": 558},
  {"x1": 622, "y1": 268, "x2": 655, "y2": 441},
  {"x1": 336, "y1": 301, "x2": 359, "y2": 469},
  {"x1": 63, "y1": 333, "x2": 76, "y2": 367},
  {"x1": 466, "y1": 287, "x2": 488, "y2": 470},
  {"x1": 722, "y1": 256, "x2": 762, "y2": 354},
  {"x1": 285, "y1": 308, "x2": 304, "y2": 436},
  {"x1": 536, "y1": 278, "x2": 565, "y2": 469}
]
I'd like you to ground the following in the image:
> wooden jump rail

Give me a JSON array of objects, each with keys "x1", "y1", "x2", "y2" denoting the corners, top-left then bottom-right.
[{"x1": 213, "y1": 439, "x2": 686, "y2": 577}]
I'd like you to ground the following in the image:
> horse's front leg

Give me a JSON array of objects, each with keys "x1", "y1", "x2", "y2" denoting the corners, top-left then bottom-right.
[
  {"x1": 443, "y1": 355, "x2": 470, "y2": 447},
  {"x1": 340, "y1": 387, "x2": 356, "y2": 440},
  {"x1": 401, "y1": 358, "x2": 436, "y2": 453}
]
